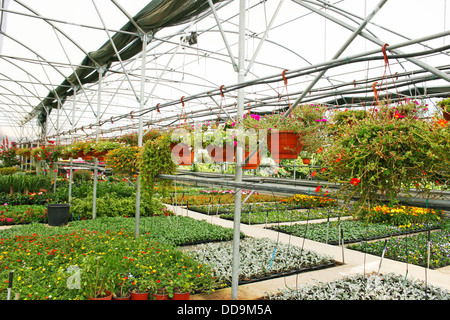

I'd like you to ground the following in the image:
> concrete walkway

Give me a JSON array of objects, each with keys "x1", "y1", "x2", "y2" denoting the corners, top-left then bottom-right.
[{"x1": 167, "y1": 205, "x2": 450, "y2": 300}]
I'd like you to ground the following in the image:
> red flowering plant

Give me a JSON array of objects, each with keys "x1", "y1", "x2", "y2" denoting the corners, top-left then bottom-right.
[
  {"x1": 30, "y1": 143, "x2": 61, "y2": 167},
  {"x1": 0, "y1": 136, "x2": 20, "y2": 167},
  {"x1": 320, "y1": 103, "x2": 449, "y2": 218}
]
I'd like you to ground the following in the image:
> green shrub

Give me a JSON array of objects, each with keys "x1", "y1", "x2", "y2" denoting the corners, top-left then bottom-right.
[
  {"x1": 72, "y1": 169, "x2": 91, "y2": 182},
  {"x1": 70, "y1": 194, "x2": 165, "y2": 219},
  {"x1": 0, "y1": 174, "x2": 52, "y2": 194}
]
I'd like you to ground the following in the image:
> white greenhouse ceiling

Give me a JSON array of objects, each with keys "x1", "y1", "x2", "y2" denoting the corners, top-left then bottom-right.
[{"x1": 0, "y1": 0, "x2": 449, "y2": 143}]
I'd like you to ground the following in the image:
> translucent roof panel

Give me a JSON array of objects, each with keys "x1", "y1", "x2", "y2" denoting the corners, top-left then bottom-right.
[{"x1": 0, "y1": 0, "x2": 449, "y2": 143}]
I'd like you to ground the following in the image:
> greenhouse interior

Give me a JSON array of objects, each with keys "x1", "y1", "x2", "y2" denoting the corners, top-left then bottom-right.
[{"x1": 0, "y1": 0, "x2": 449, "y2": 303}]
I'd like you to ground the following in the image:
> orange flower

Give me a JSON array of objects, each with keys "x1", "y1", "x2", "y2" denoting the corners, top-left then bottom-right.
[
  {"x1": 311, "y1": 170, "x2": 316, "y2": 177},
  {"x1": 350, "y1": 178, "x2": 361, "y2": 186},
  {"x1": 436, "y1": 119, "x2": 448, "y2": 127},
  {"x1": 317, "y1": 147, "x2": 323, "y2": 153}
]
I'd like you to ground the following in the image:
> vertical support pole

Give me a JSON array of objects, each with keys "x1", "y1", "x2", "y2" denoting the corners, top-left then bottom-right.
[
  {"x1": 135, "y1": 32, "x2": 148, "y2": 239},
  {"x1": 68, "y1": 157, "x2": 73, "y2": 203},
  {"x1": 68, "y1": 85, "x2": 77, "y2": 204},
  {"x1": 54, "y1": 99, "x2": 60, "y2": 194},
  {"x1": 93, "y1": 68, "x2": 103, "y2": 220},
  {"x1": 231, "y1": 0, "x2": 246, "y2": 301}
]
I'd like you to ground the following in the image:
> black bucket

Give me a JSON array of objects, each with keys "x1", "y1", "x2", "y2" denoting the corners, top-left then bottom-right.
[{"x1": 47, "y1": 203, "x2": 71, "y2": 227}]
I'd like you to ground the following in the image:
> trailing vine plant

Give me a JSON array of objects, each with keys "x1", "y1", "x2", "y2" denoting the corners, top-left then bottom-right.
[
  {"x1": 139, "y1": 133, "x2": 177, "y2": 198},
  {"x1": 321, "y1": 101, "x2": 449, "y2": 218}
]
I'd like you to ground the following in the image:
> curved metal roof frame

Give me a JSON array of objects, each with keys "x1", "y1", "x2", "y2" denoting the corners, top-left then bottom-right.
[{"x1": 0, "y1": 0, "x2": 449, "y2": 143}]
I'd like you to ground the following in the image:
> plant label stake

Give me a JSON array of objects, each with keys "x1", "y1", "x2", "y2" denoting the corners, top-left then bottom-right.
[
  {"x1": 7, "y1": 271, "x2": 13, "y2": 300},
  {"x1": 427, "y1": 230, "x2": 431, "y2": 270},
  {"x1": 268, "y1": 248, "x2": 277, "y2": 271},
  {"x1": 326, "y1": 210, "x2": 330, "y2": 245},
  {"x1": 215, "y1": 198, "x2": 221, "y2": 218},
  {"x1": 377, "y1": 239, "x2": 388, "y2": 275}
]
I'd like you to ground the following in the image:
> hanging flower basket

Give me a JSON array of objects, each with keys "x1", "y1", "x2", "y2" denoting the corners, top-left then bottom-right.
[
  {"x1": 267, "y1": 131, "x2": 303, "y2": 161},
  {"x1": 302, "y1": 158, "x2": 311, "y2": 165},
  {"x1": 170, "y1": 142, "x2": 194, "y2": 165},
  {"x1": 241, "y1": 150, "x2": 261, "y2": 170},
  {"x1": 206, "y1": 144, "x2": 235, "y2": 162}
]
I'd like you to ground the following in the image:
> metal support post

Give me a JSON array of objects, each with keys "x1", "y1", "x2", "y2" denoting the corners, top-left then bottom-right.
[
  {"x1": 231, "y1": 0, "x2": 246, "y2": 301},
  {"x1": 92, "y1": 67, "x2": 105, "y2": 220},
  {"x1": 135, "y1": 32, "x2": 149, "y2": 239}
]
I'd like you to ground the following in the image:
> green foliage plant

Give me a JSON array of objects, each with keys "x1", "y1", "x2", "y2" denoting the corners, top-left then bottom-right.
[
  {"x1": 105, "y1": 145, "x2": 142, "y2": 177},
  {"x1": 321, "y1": 103, "x2": 449, "y2": 217},
  {"x1": 437, "y1": 97, "x2": 450, "y2": 117},
  {"x1": 139, "y1": 134, "x2": 177, "y2": 197}
]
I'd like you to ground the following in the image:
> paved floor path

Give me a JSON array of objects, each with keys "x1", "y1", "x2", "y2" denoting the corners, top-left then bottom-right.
[{"x1": 166, "y1": 205, "x2": 450, "y2": 300}]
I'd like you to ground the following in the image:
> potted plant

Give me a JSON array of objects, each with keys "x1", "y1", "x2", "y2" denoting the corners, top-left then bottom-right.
[
  {"x1": 169, "y1": 123, "x2": 196, "y2": 165},
  {"x1": 437, "y1": 97, "x2": 450, "y2": 120},
  {"x1": 202, "y1": 121, "x2": 236, "y2": 163},
  {"x1": 139, "y1": 133, "x2": 178, "y2": 197},
  {"x1": 300, "y1": 151, "x2": 312, "y2": 165},
  {"x1": 91, "y1": 140, "x2": 121, "y2": 161},
  {"x1": 105, "y1": 144, "x2": 142, "y2": 177},
  {"x1": 321, "y1": 106, "x2": 449, "y2": 218},
  {"x1": 331, "y1": 108, "x2": 368, "y2": 126},
  {"x1": 376, "y1": 100, "x2": 428, "y2": 120},
  {"x1": 128, "y1": 282, "x2": 150, "y2": 300},
  {"x1": 153, "y1": 287, "x2": 171, "y2": 300},
  {"x1": 171, "y1": 272, "x2": 191, "y2": 300},
  {"x1": 112, "y1": 275, "x2": 131, "y2": 300},
  {"x1": 241, "y1": 104, "x2": 328, "y2": 162},
  {"x1": 85, "y1": 256, "x2": 114, "y2": 300}
]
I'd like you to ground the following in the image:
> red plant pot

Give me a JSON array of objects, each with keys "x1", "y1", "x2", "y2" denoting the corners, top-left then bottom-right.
[
  {"x1": 206, "y1": 144, "x2": 235, "y2": 162},
  {"x1": 171, "y1": 292, "x2": 190, "y2": 300},
  {"x1": 129, "y1": 289, "x2": 149, "y2": 300},
  {"x1": 267, "y1": 131, "x2": 303, "y2": 161},
  {"x1": 89, "y1": 290, "x2": 113, "y2": 300},
  {"x1": 241, "y1": 150, "x2": 260, "y2": 170},
  {"x1": 170, "y1": 143, "x2": 194, "y2": 165},
  {"x1": 112, "y1": 293, "x2": 131, "y2": 300},
  {"x1": 153, "y1": 293, "x2": 169, "y2": 300}
]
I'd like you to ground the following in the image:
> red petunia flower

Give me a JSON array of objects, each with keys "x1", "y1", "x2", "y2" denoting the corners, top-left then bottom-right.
[
  {"x1": 350, "y1": 178, "x2": 361, "y2": 186},
  {"x1": 315, "y1": 186, "x2": 321, "y2": 192}
]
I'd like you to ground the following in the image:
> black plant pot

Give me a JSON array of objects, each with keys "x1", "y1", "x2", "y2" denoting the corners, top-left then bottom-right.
[{"x1": 47, "y1": 203, "x2": 71, "y2": 226}]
